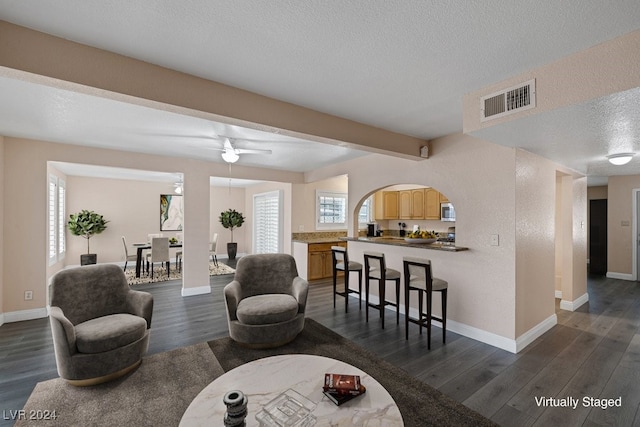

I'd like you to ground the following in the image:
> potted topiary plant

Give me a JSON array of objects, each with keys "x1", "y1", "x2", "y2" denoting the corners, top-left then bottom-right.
[
  {"x1": 219, "y1": 208, "x2": 245, "y2": 260},
  {"x1": 68, "y1": 209, "x2": 109, "y2": 265}
]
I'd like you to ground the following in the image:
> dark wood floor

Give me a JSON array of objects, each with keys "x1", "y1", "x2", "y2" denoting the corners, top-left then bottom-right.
[{"x1": 1, "y1": 264, "x2": 639, "y2": 426}]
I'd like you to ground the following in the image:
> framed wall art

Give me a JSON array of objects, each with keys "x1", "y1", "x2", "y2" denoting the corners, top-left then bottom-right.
[{"x1": 160, "y1": 194, "x2": 183, "y2": 231}]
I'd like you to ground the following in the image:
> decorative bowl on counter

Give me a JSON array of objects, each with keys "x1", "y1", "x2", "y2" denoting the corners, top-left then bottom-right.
[{"x1": 404, "y1": 238, "x2": 437, "y2": 244}]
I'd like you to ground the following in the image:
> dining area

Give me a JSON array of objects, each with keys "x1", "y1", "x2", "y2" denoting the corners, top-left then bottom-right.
[{"x1": 122, "y1": 233, "x2": 221, "y2": 281}]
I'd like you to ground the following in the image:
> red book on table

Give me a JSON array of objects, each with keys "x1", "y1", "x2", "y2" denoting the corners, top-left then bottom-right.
[{"x1": 323, "y1": 373, "x2": 366, "y2": 396}]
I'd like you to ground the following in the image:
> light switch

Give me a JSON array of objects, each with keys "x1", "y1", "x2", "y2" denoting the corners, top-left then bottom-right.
[{"x1": 490, "y1": 234, "x2": 499, "y2": 246}]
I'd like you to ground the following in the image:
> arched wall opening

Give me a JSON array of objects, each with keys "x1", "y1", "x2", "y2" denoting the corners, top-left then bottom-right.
[{"x1": 352, "y1": 183, "x2": 456, "y2": 242}]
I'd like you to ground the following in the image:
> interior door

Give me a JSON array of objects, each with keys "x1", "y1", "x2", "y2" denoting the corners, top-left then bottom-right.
[{"x1": 589, "y1": 199, "x2": 607, "y2": 275}]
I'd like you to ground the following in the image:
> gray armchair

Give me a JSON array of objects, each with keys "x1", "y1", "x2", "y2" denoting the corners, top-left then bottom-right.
[
  {"x1": 49, "y1": 264, "x2": 153, "y2": 386},
  {"x1": 224, "y1": 254, "x2": 308, "y2": 348}
]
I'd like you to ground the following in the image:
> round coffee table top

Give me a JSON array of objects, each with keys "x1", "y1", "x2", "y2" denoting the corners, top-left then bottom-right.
[{"x1": 180, "y1": 354, "x2": 404, "y2": 426}]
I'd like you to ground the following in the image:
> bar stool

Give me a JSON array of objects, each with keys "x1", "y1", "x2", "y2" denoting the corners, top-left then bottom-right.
[
  {"x1": 363, "y1": 251, "x2": 401, "y2": 329},
  {"x1": 331, "y1": 246, "x2": 362, "y2": 312},
  {"x1": 403, "y1": 257, "x2": 448, "y2": 348}
]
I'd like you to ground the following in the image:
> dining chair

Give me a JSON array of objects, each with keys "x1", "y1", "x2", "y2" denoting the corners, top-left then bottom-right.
[
  {"x1": 121, "y1": 236, "x2": 138, "y2": 271},
  {"x1": 147, "y1": 237, "x2": 170, "y2": 279},
  {"x1": 175, "y1": 233, "x2": 183, "y2": 271},
  {"x1": 210, "y1": 233, "x2": 219, "y2": 267}
]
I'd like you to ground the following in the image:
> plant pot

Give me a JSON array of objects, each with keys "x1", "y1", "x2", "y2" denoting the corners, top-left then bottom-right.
[
  {"x1": 227, "y1": 243, "x2": 238, "y2": 260},
  {"x1": 81, "y1": 254, "x2": 97, "y2": 266}
]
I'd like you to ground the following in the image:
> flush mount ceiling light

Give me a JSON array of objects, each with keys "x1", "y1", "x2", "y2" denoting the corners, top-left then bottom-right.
[{"x1": 607, "y1": 153, "x2": 634, "y2": 165}]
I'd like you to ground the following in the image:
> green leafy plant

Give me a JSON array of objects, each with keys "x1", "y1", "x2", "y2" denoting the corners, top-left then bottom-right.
[
  {"x1": 68, "y1": 210, "x2": 109, "y2": 254},
  {"x1": 219, "y1": 209, "x2": 245, "y2": 243}
]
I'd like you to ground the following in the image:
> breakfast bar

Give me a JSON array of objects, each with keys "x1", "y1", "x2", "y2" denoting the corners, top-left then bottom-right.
[{"x1": 336, "y1": 237, "x2": 469, "y2": 334}]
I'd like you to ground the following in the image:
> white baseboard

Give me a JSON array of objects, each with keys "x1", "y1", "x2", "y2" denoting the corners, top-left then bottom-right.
[
  {"x1": 181, "y1": 285, "x2": 211, "y2": 297},
  {"x1": 555, "y1": 290, "x2": 562, "y2": 299},
  {"x1": 3, "y1": 307, "x2": 48, "y2": 323},
  {"x1": 356, "y1": 292, "x2": 554, "y2": 354},
  {"x1": 514, "y1": 314, "x2": 557, "y2": 353},
  {"x1": 560, "y1": 292, "x2": 589, "y2": 311},
  {"x1": 606, "y1": 272, "x2": 634, "y2": 281}
]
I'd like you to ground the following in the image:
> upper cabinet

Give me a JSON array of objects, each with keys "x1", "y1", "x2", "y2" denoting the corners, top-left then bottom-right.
[
  {"x1": 374, "y1": 191, "x2": 399, "y2": 220},
  {"x1": 399, "y1": 189, "x2": 425, "y2": 219},
  {"x1": 424, "y1": 188, "x2": 440, "y2": 220},
  {"x1": 375, "y1": 187, "x2": 450, "y2": 221}
]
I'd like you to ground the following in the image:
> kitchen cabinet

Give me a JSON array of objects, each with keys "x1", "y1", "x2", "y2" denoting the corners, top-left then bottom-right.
[
  {"x1": 439, "y1": 193, "x2": 449, "y2": 203},
  {"x1": 424, "y1": 188, "x2": 441, "y2": 220},
  {"x1": 307, "y1": 241, "x2": 346, "y2": 280},
  {"x1": 374, "y1": 191, "x2": 399, "y2": 220},
  {"x1": 399, "y1": 189, "x2": 425, "y2": 219}
]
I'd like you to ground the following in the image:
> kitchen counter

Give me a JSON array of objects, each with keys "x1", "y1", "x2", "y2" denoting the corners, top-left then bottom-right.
[
  {"x1": 342, "y1": 237, "x2": 468, "y2": 252},
  {"x1": 291, "y1": 237, "x2": 346, "y2": 244}
]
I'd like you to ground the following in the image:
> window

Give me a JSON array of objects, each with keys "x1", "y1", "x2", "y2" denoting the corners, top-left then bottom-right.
[
  {"x1": 48, "y1": 174, "x2": 66, "y2": 265},
  {"x1": 358, "y1": 196, "x2": 373, "y2": 227},
  {"x1": 253, "y1": 190, "x2": 283, "y2": 254},
  {"x1": 58, "y1": 180, "x2": 66, "y2": 258},
  {"x1": 316, "y1": 191, "x2": 347, "y2": 230}
]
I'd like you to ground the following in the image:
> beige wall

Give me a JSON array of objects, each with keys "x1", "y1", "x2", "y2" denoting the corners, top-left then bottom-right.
[
  {"x1": 607, "y1": 175, "x2": 640, "y2": 276},
  {"x1": 65, "y1": 176, "x2": 179, "y2": 265},
  {"x1": 588, "y1": 186, "x2": 608, "y2": 200},
  {"x1": 291, "y1": 175, "x2": 348, "y2": 233},
  {"x1": 515, "y1": 149, "x2": 557, "y2": 336}
]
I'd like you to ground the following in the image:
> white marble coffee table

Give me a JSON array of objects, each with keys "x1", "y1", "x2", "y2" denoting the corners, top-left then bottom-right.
[{"x1": 180, "y1": 354, "x2": 404, "y2": 426}]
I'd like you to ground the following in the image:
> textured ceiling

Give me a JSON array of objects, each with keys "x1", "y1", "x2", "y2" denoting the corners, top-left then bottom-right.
[{"x1": 1, "y1": 1, "x2": 640, "y2": 185}]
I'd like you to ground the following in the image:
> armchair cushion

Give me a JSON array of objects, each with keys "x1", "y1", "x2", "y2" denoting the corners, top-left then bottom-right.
[
  {"x1": 236, "y1": 294, "x2": 299, "y2": 325},
  {"x1": 75, "y1": 314, "x2": 147, "y2": 354}
]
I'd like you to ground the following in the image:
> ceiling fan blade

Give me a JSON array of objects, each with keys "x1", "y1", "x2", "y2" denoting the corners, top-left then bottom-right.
[{"x1": 235, "y1": 148, "x2": 272, "y2": 155}]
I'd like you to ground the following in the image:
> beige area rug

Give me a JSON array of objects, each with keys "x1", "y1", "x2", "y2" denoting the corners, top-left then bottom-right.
[
  {"x1": 125, "y1": 262, "x2": 235, "y2": 285},
  {"x1": 16, "y1": 343, "x2": 224, "y2": 427}
]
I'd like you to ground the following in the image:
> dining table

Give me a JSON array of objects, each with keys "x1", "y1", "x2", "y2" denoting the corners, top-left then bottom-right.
[{"x1": 133, "y1": 242, "x2": 183, "y2": 278}]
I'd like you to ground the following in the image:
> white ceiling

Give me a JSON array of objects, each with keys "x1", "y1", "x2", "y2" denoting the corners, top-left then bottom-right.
[{"x1": 1, "y1": 1, "x2": 640, "y2": 186}]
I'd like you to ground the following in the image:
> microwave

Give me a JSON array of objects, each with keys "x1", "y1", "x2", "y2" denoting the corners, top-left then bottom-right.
[{"x1": 440, "y1": 203, "x2": 456, "y2": 222}]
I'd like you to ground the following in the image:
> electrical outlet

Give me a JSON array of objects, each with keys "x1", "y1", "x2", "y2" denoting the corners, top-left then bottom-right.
[
  {"x1": 490, "y1": 234, "x2": 500, "y2": 246},
  {"x1": 24, "y1": 290, "x2": 33, "y2": 300}
]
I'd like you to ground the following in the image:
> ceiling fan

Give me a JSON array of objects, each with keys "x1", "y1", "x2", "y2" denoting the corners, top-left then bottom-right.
[{"x1": 213, "y1": 137, "x2": 272, "y2": 164}]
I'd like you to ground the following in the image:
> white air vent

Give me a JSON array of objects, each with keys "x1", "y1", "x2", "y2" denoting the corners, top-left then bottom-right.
[{"x1": 481, "y1": 79, "x2": 536, "y2": 121}]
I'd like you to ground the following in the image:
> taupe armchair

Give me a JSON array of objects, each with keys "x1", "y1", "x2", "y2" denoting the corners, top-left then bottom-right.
[
  {"x1": 224, "y1": 254, "x2": 308, "y2": 348},
  {"x1": 49, "y1": 264, "x2": 153, "y2": 386}
]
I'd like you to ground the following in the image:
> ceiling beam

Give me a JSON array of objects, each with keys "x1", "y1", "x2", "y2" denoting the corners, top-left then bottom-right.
[{"x1": 0, "y1": 21, "x2": 427, "y2": 160}]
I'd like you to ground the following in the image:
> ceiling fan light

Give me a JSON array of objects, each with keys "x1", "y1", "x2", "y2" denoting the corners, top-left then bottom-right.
[
  {"x1": 607, "y1": 153, "x2": 634, "y2": 165},
  {"x1": 221, "y1": 150, "x2": 239, "y2": 163}
]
